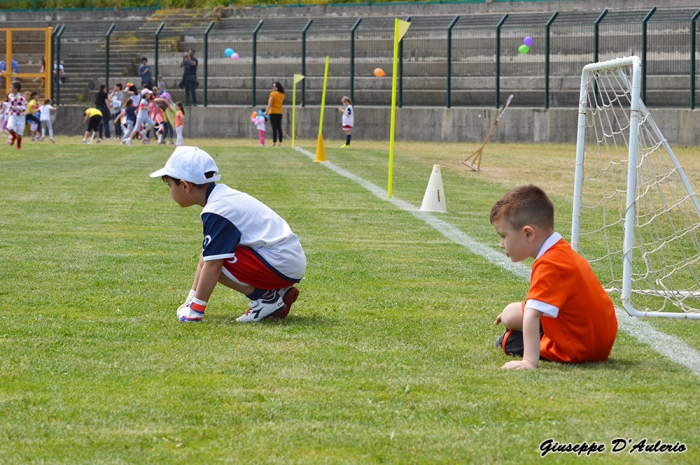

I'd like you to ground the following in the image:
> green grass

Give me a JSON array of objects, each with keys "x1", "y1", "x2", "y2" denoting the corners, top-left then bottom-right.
[{"x1": 1, "y1": 137, "x2": 699, "y2": 464}]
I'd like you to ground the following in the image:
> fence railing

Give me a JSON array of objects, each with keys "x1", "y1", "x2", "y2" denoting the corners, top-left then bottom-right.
[
  {"x1": 0, "y1": 0, "x2": 577, "y2": 12},
  {"x1": 8, "y1": 6, "x2": 700, "y2": 110}
]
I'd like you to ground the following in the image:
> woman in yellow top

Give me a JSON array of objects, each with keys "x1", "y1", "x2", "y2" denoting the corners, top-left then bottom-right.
[
  {"x1": 81, "y1": 108, "x2": 103, "y2": 144},
  {"x1": 264, "y1": 81, "x2": 285, "y2": 147}
]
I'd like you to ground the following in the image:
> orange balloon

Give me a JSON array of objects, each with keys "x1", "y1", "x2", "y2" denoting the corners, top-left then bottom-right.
[{"x1": 373, "y1": 68, "x2": 386, "y2": 78}]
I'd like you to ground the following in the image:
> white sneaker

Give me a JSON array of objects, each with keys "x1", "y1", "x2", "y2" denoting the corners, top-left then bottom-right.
[
  {"x1": 126, "y1": 139, "x2": 133, "y2": 146},
  {"x1": 236, "y1": 290, "x2": 286, "y2": 323},
  {"x1": 80, "y1": 139, "x2": 87, "y2": 144},
  {"x1": 96, "y1": 139, "x2": 102, "y2": 144},
  {"x1": 177, "y1": 304, "x2": 204, "y2": 322}
]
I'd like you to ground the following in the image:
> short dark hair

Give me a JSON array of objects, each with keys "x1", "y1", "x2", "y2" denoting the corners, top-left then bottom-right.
[
  {"x1": 162, "y1": 171, "x2": 216, "y2": 189},
  {"x1": 142, "y1": 57, "x2": 148, "y2": 62},
  {"x1": 30, "y1": 91, "x2": 38, "y2": 98},
  {"x1": 490, "y1": 184, "x2": 554, "y2": 231},
  {"x1": 11, "y1": 81, "x2": 21, "y2": 91}
]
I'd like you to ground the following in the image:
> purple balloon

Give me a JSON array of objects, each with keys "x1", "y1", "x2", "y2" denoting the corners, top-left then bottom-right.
[
  {"x1": 232, "y1": 53, "x2": 239, "y2": 61},
  {"x1": 524, "y1": 36, "x2": 533, "y2": 47}
]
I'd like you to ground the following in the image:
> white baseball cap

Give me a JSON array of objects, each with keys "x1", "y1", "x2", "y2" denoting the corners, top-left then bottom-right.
[{"x1": 150, "y1": 146, "x2": 221, "y2": 185}]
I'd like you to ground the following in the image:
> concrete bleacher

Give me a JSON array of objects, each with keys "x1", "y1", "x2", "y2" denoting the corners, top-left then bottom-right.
[{"x1": 2, "y1": 3, "x2": 700, "y2": 109}]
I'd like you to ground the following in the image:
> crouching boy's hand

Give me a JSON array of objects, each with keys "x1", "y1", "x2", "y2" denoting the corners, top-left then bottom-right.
[{"x1": 501, "y1": 307, "x2": 543, "y2": 370}]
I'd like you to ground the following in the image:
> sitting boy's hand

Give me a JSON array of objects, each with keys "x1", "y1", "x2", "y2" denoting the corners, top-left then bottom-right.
[
  {"x1": 494, "y1": 312, "x2": 503, "y2": 325},
  {"x1": 501, "y1": 359, "x2": 537, "y2": 370}
]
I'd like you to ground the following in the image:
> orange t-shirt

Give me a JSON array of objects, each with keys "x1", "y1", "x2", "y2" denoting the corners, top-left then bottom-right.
[
  {"x1": 175, "y1": 110, "x2": 184, "y2": 127},
  {"x1": 268, "y1": 91, "x2": 284, "y2": 114},
  {"x1": 527, "y1": 237, "x2": 618, "y2": 363}
]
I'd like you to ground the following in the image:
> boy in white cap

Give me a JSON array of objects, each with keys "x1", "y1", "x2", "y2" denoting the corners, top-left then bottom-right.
[{"x1": 150, "y1": 146, "x2": 306, "y2": 323}]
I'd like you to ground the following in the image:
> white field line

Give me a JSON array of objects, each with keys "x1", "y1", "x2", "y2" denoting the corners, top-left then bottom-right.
[{"x1": 294, "y1": 146, "x2": 700, "y2": 377}]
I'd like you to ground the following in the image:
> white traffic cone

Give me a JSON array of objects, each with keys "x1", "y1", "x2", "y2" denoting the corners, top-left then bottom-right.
[{"x1": 420, "y1": 164, "x2": 447, "y2": 212}]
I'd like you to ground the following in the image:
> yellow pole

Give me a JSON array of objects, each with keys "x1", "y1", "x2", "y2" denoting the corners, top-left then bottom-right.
[
  {"x1": 315, "y1": 56, "x2": 329, "y2": 162},
  {"x1": 45, "y1": 27, "x2": 53, "y2": 102},
  {"x1": 388, "y1": 19, "x2": 410, "y2": 198},
  {"x1": 292, "y1": 73, "x2": 304, "y2": 147},
  {"x1": 6, "y1": 31, "x2": 12, "y2": 96}
]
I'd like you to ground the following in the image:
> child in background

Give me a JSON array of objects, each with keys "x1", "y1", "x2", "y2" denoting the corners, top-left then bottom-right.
[
  {"x1": 251, "y1": 109, "x2": 266, "y2": 146},
  {"x1": 115, "y1": 99, "x2": 136, "y2": 144},
  {"x1": 25, "y1": 91, "x2": 41, "y2": 141},
  {"x1": 149, "y1": 146, "x2": 306, "y2": 323},
  {"x1": 337, "y1": 96, "x2": 354, "y2": 148},
  {"x1": 127, "y1": 89, "x2": 155, "y2": 146},
  {"x1": 491, "y1": 185, "x2": 618, "y2": 369},
  {"x1": 1, "y1": 95, "x2": 9, "y2": 143},
  {"x1": 81, "y1": 108, "x2": 103, "y2": 144},
  {"x1": 7, "y1": 82, "x2": 27, "y2": 150},
  {"x1": 157, "y1": 75, "x2": 166, "y2": 96},
  {"x1": 39, "y1": 99, "x2": 56, "y2": 143},
  {"x1": 174, "y1": 101, "x2": 185, "y2": 146}
]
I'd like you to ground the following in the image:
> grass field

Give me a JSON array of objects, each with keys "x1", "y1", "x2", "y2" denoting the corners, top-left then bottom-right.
[{"x1": 1, "y1": 137, "x2": 700, "y2": 464}]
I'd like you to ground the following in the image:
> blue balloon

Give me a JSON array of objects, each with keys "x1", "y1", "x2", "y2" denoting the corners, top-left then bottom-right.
[{"x1": 224, "y1": 48, "x2": 234, "y2": 57}]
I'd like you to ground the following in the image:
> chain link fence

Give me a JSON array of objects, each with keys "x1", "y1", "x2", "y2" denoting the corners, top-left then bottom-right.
[{"x1": 20, "y1": 6, "x2": 700, "y2": 110}]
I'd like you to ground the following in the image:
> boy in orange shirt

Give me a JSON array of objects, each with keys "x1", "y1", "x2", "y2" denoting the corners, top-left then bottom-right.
[{"x1": 490, "y1": 185, "x2": 618, "y2": 370}]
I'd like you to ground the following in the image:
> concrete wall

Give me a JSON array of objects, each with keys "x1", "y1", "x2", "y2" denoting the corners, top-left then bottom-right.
[{"x1": 52, "y1": 104, "x2": 700, "y2": 146}]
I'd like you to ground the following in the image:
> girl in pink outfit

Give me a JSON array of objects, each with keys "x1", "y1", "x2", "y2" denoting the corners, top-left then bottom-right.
[{"x1": 251, "y1": 109, "x2": 266, "y2": 146}]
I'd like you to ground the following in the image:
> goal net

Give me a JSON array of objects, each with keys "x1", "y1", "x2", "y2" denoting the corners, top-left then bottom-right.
[{"x1": 572, "y1": 56, "x2": 700, "y2": 319}]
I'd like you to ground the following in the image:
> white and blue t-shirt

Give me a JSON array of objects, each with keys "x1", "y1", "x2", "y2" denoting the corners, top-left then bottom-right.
[
  {"x1": 342, "y1": 104, "x2": 354, "y2": 127},
  {"x1": 200, "y1": 183, "x2": 306, "y2": 282}
]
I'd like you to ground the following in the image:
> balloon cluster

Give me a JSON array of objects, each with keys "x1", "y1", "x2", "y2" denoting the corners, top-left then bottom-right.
[
  {"x1": 224, "y1": 48, "x2": 240, "y2": 61},
  {"x1": 519, "y1": 36, "x2": 533, "y2": 54}
]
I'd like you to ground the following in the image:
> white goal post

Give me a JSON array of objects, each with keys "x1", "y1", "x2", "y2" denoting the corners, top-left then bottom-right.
[{"x1": 572, "y1": 56, "x2": 700, "y2": 319}]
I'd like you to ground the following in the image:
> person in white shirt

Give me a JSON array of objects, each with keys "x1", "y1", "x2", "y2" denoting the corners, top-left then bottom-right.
[
  {"x1": 39, "y1": 98, "x2": 56, "y2": 143},
  {"x1": 337, "y1": 96, "x2": 354, "y2": 148},
  {"x1": 150, "y1": 147, "x2": 306, "y2": 323}
]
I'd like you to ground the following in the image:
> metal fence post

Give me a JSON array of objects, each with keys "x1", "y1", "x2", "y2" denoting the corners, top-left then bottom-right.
[
  {"x1": 55, "y1": 24, "x2": 65, "y2": 106},
  {"x1": 495, "y1": 14, "x2": 508, "y2": 108},
  {"x1": 350, "y1": 18, "x2": 362, "y2": 104},
  {"x1": 51, "y1": 25, "x2": 59, "y2": 104},
  {"x1": 594, "y1": 9, "x2": 608, "y2": 64},
  {"x1": 105, "y1": 23, "x2": 115, "y2": 87},
  {"x1": 641, "y1": 7, "x2": 656, "y2": 103},
  {"x1": 691, "y1": 9, "x2": 700, "y2": 109},
  {"x1": 446, "y1": 15, "x2": 459, "y2": 108},
  {"x1": 154, "y1": 22, "x2": 164, "y2": 84},
  {"x1": 301, "y1": 19, "x2": 312, "y2": 107},
  {"x1": 398, "y1": 16, "x2": 410, "y2": 108},
  {"x1": 252, "y1": 20, "x2": 263, "y2": 107},
  {"x1": 203, "y1": 21, "x2": 214, "y2": 107},
  {"x1": 544, "y1": 12, "x2": 558, "y2": 109}
]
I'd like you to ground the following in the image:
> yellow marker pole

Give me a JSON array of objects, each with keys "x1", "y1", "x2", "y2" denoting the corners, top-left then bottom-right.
[
  {"x1": 292, "y1": 73, "x2": 305, "y2": 147},
  {"x1": 315, "y1": 56, "x2": 330, "y2": 162},
  {"x1": 388, "y1": 19, "x2": 410, "y2": 198}
]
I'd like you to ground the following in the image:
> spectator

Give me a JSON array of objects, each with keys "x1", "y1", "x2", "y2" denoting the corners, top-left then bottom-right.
[
  {"x1": 1, "y1": 60, "x2": 20, "y2": 89},
  {"x1": 53, "y1": 62, "x2": 65, "y2": 84},
  {"x1": 0, "y1": 59, "x2": 20, "y2": 74},
  {"x1": 139, "y1": 57, "x2": 153, "y2": 87},
  {"x1": 264, "y1": 81, "x2": 285, "y2": 147},
  {"x1": 94, "y1": 84, "x2": 111, "y2": 140},
  {"x1": 179, "y1": 49, "x2": 198, "y2": 106},
  {"x1": 109, "y1": 83, "x2": 125, "y2": 140},
  {"x1": 157, "y1": 75, "x2": 166, "y2": 96}
]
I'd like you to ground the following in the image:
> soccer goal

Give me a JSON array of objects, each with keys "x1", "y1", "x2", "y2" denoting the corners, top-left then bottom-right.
[{"x1": 572, "y1": 56, "x2": 700, "y2": 319}]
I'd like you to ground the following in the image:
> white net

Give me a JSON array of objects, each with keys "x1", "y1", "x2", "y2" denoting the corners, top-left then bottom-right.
[{"x1": 574, "y1": 57, "x2": 700, "y2": 317}]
